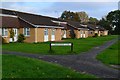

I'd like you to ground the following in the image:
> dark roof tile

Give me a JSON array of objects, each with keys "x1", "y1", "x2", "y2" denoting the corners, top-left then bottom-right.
[
  {"x1": 1, "y1": 16, "x2": 19, "y2": 28},
  {"x1": 0, "y1": 8, "x2": 64, "y2": 27}
]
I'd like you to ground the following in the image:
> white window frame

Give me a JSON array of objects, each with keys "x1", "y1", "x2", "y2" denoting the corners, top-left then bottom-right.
[
  {"x1": 51, "y1": 29, "x2": 55, "y2": 35},
  {"x1": 2, "y1": 28, "x2": 8, "y2": 37},
  {"x1": 23, "y1": 28, "x2": 30, "y2": 36},
  {"x1": 0, "y1": 28, "x2": 2, "y2": 36},
  {"x1": 44, "y1": 28, "x2": 48, "y2": 36}
]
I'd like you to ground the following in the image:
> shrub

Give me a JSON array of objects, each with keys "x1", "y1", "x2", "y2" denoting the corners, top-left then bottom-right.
[
  {"x1": 93, "y1": 33, "x2": 98, "y2": 37},
  {"x1": 2, "y1": 37, "x2": 4, "y2": 43},
  {"x1": 17, "y1": 34, "x2": 25, "y2": 43},
  {"x1": 70, "y1": 30, "x2": 76, "y2": 39},
  {"x1": 9, "y1": 29, "x2": 15, "y2": 41},
  {"x1": 2, "y1": 37, "x2": 7, "y2": 44}
]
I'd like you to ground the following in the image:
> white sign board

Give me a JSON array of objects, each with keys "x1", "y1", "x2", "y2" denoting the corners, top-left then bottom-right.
[{"x1": 51, "y1": 43, "x2": 72, "y2": 46}]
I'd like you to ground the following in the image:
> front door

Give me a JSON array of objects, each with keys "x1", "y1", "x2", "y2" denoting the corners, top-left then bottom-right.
[
  {"x1": 51, "y1": 29, "x2": 55, "y2": 41},
  {"x1": 83, "y1": 31, "x2": 85, "y2": 38},
  {"x1": 80, "y1": 31, "x2": 83, "y2": 38},
  {"x1": 63, "y1": 30, "x2": 66, "y2": 38},
  {"x1": 80, "y1": 31, "x2": 85, "y2": 38},
  {"x1": 44, "y1": 28, "x2": 48, "y2": 42},
  {"x1": 13, "y1": 28, "x2": 18, "y2": 42}
]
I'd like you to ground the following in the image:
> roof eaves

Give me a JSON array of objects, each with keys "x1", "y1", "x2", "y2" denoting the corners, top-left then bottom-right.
[
  {"x1": 35, "y1": 25, "x2": 64, "y2": 29},
  {"x1": 51, "y1": 20, "x2": 67, "y2": 24},
  {"x1": 67, "y1": 23, "x2": 78, "y2": 30}
]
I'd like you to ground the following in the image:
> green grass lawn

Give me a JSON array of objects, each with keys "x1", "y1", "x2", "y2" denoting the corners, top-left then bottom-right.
[
  {"x1": 96, "y1": 40, "x2": 119, "y2": 65},
  {"x1": 0, "y1": 54, "x2": 2, "y2": 79},
  {"x1": 2, "y1": 54, "x2": 95, "y2": 78},
  {"x1": 2, "y1": 35, "x2": 118, "y2": 55}
]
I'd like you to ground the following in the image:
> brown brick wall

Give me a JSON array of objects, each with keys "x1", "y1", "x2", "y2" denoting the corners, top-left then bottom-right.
[
  {"x1": 48, "y1": 29, "x2": 51, "y2": 41},
  {"x1": 19, "y1": 28, "x2": 35, "y2": 43},
  {"x1": 37, "y1": 28, "x2": 62, "y2": 42},
  {"x1": 55, "y1": 28, "x2": 62, "y2": 41},
  {"x1": 36, "y1": 28, "x2": 44, "y2": 42},
  {"x1": 85, "y1": 30, "x2": 88, "y2": 38},
  {"x1": 88, "y1": 31, "x2": 95, "y2": 37},
  {"x1": 1, "y1": 27, "x2": 68, "y2": 43},
  {"x1": 104, "y1": 30, "x2": 108, "y2": 35},
  {"x1": 74, "y1": 30, "x2": 79, "y2": 38}
]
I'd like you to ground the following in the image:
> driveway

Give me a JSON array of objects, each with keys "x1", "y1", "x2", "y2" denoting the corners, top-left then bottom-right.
[{"x1": 2, "y1": 39, "x2": 119, "y2": 78}]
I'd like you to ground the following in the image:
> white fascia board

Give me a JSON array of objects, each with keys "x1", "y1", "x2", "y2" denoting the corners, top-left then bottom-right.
[
  {"x1": 78, "y1": 28, "x2": 84, "y2": 30},
  {"x1": 78, "y1": 28, "x2": 88, "y2": 30},
  {"x1": 35, "y1": 25, "x2": 64, "y2": 29},
  {"x1": 0, "y1": 13, "x2": 17, "y2": 18},
  {"x1": 80, "y1": 24, "x2": 87, "y2": 27},
  {"x1": 51, "y1": 20, "x2": 67, "y2": 24}
]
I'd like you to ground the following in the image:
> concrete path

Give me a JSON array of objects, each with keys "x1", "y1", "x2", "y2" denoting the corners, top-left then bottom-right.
[{"x1": 2, "y1": 39, "x2": 119, "y2": 78}]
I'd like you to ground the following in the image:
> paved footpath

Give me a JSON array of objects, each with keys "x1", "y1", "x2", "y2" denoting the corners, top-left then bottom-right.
[{"x1": 3, "y1": 39, "x2": 119, "y2": 78}]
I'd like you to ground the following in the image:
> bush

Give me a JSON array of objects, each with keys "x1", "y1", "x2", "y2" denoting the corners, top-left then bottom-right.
[
  {"x1": 2, "y1": 37, "x2": 7, "y2": 44},
  {"x1": 93, "y1": 33, "x2": 98, "y2": 37},
  {"x1": 17, "y1": 34, "x2": 25, "y2": 43},
  {"x1": 9, "y1": 29, "x2": 14, "y2": 41},
  {"x1": 70, "y1": 30, "x2": 76, "y2": 39},
  {"x1": 2, "y1": 37, "x2": 4, "y2": 43}
]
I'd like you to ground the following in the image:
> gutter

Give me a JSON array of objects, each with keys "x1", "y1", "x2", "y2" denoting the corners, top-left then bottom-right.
[{"x1": 35, "y1": 25, "x2": 64, "y2": 29}]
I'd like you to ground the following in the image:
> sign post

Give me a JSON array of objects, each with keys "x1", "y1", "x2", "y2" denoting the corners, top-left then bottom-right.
[{"x1": 50, "y1": 42, "x2": 73, "y2": 52}]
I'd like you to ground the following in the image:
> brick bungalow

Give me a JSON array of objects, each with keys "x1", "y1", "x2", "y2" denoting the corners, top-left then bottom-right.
[
  {"x1": 87, "y1": 26, "x2": 95, "y2": 37},
  {"x1": 87, "y1": 24, "x2": 108, "y2": 36},
  {"x1": 50, "y1": 19, "x2": 90, "y2": 39},
  {"x1": 66, "y1": 20, "x2": 89, "y2": 38},
  {"x1": 0, "y1": 9, "x2": 108, "y2": 43},
  {"x1": 0, "y1": 9, "x2": 65, "y2": 43}
]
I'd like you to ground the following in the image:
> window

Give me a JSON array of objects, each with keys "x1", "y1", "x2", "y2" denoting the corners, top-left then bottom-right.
[
  {"x1": 91, "y1": 32, "x2": 93, "y2": 34},
  {"x1": 0, "y1": 28, "x2": 2, "y2": 35},
  {"x1": 80, "y1": 31, "x2": 82, "y2": 34},
  {"x1": 24, "y1": 28, "x2": 30, "y2": 36},
  {"x1": 82, "y1": 31, "x2": 85, "y2": 34},
  {"x1": 44, "y1": 28, "x2": 48, "y2": 35},
  {"x1": 81, "y1": 31, "x2": 85, "y2": 34},
  {"x1": 2, "y1": 28, "x2": 8, "y2": 36},
  {"x1": 52, "y1": 29, "x2": 55, "y2": 35}
]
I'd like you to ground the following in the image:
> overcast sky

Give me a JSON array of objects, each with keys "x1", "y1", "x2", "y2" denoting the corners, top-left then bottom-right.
[{"x1": 1, "y1": 2, "x2": 119, "y2": 20}]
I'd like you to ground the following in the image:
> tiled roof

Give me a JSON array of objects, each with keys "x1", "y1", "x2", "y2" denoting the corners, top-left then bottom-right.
[
  {"x1": 1, "y1": 16, "x2": 20, "y2": 28},
  {"x1": 0, "y1": 8, "x2": 64, "y2": 27},
  {"x1": 87, "y1": 24, "x2": 106, "y2": 31},
  {"x1": 0, "y1": 8, "x2": 107, "y2": 31},
  {"x1": 67, "y1": 20, "x2": 84, "y2": 28}
]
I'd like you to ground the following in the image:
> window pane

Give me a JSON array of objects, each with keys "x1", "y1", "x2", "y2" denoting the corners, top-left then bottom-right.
[
  {"x1": 24, "y1": 28, "x2": 26, "y2": 35},
  {"x1": 52, "y1": 29, "x2": 55, "y2": 35},
  {"x1": 5, "y1": 30, "x2": 8, "y2": 36},
  {"x1": 2, "y1": 28, "x2": 8, "y2": 36},
  {"x1": 44, "y1": 28, "x2": 48, "y2": 35},
  {"x1": 2, "y1": 29, "x2": 4, "y2": 36},
  {"x1": 24, "y1": 28, "x2": 30, "y2": 36},
  {"x1": 27, "y1": 31, "x2": 30, "y2": 36},
  {"x1": 0, "y1": 28, "x2": 2, "y2": 35}
]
